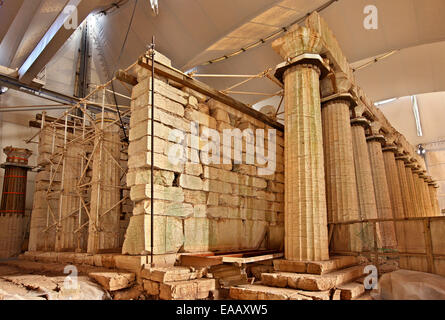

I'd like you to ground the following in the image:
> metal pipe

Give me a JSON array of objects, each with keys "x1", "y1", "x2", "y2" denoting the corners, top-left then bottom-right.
[{"x1": 150, "y1": 36, "x2": 155, "y2": 266}]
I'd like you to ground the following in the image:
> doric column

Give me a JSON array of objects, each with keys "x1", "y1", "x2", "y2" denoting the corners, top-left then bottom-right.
[
  {"x1": 88, "y1": 112, "x2": 122, "y2": 254},
  {"x1": 395, "y1": 153, "x2": 415, "y2": 218},
  {"x1": 427, "y1": 180, "x2": 440, "y2": 216},
  {"x1": 420, "y1": 172, "x2": 433, "y2": 217},
  {"x1": 272, "y1": 27, "x2": 330, "y2": 261},
  {"x1": 405, "y1": 161, "x2": 422, "y2": 217},
  {"x1": 412, "y1": 168, "x2": 427, "y2": 217},
  {"x1": 0, "y1": 147, "x2": 32, "y2": 259},
  {"x1": 319, "y1": 73, "x2": 360, "y2": 252},
  {"x1": 350, "y1": 107, "x2": 379, "y2": 251},
  {"x1": 366, "y1": 123, "x2": 397, "y2": 249},
  {"x1": 382, "y1": 143, "x2": 405, "y2": 219}
]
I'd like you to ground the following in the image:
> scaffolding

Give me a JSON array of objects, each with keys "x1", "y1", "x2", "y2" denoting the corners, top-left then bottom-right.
[{"x1": 27, "y1": 63, "x2": 136, "y2": 254}]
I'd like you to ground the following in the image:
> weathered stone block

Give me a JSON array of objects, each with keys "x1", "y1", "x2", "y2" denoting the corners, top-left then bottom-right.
[
  {"x1": 179, "y1": 174, "x2": 203, "y2": 190},
  {"x1": 184, "y1": 218, "x2": 209, "y2": 252},
  {"x1": 122, "y1": 215, "x2": 184, "y2": 255},
  {"x1": 130, "y1": 184, "x2": 184, "y2": 202},
  {"x1": 133, "y1": 200, "x2": 193, "y2": 218},
  {"x1": 88, "y1": 272, "x2": 135, "y2": 291}
]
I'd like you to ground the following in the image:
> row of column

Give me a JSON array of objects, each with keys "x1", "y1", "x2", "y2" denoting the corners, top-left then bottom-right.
[{"x1": 272, "y1": 27, "x2": 441, "y2": 262}]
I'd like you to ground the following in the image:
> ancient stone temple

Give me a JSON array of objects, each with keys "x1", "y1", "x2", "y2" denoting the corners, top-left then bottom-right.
[{"x1": 0, "y1": 2, "x2": 444, "y2": 302}]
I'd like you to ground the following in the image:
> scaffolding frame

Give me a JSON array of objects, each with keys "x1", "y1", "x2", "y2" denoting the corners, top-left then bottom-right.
[{"x1": 27, "y1": 63, "x2": 137, "y2": 253}]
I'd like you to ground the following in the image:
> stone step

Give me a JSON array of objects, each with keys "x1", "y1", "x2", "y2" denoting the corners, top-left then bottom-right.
[
  {"x1": 261, "y1": 265, "x2": 364, "y2": 291},
  {"x1": 229, "y1": 284, "x2": 331, "y2": 300},
  {"x1": 159, "y1": 278, "x2": 216, "y2": 300},
  {"x1": 273, "y1": 256, "x2": 359, "y2": 275},
  {"x1": 337, "y1": 282, "x2": 365, "y2": 300}
]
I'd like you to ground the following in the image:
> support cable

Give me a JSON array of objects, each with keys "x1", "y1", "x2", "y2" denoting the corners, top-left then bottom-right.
[{"x1": 199, "y1": 0, "x2": 339, "y2": 66}]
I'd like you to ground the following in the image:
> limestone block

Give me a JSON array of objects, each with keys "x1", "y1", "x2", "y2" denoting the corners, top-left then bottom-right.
[
  {"x1": 127, "y1": 168, "x2": 174, "y2": 187},
  {"x1": 122, "y1": 214, "x2": 184, "y2": 255},
  {"x1": 184, "y1": 109, "x2": 217, "y2": 129},
  {"x1": 206, "y1": 206, "x2": 240, "y2": 219},
  {"x1": 131, "y1": 93, "x2": 185, "y2": 119},
  {"x1": 184, "y1": 218, "x2": 210, "y2": 252},
  {"x1": 181, "y1": 87, "x2": 207, "y2": 103},
  {"x1": 141, "y1": 266, "x2": 203, "y2": 282},
  {"x1": 203, "y1": 179, "x2": 232, "y2": 194},
  {"x1": 129, "y1": 120, "x2": 172, "y2": 142},
  {"x1": 179, "y1": 174, "x2": 203, "y2": 190},
  {"x1": 193, "y1": 204, "x2": 207, "y2": 218},
  {"x1": 130, "y1": 184, "x2": 184, "y2": 202},
  {"x1": 133, "y1": 200, "x2": 193, "y2": 218},
  {"x1": 187, "y1": 95, "x2": 199, "y2": 108},
  {"x1": 206, "y1": 192, "x2": 219, "y2": 206},
  {"x1": 216, "y1": 121, "x2": 233, "y2": 132},
  {"x1": 128, "y1": 151, "x2": 184, "y2": 173},
  {"x1": 197, "y1": 103, "x2": 210, "y2": 114},
  {"x1": 128, "y1": 135, "x2": 166, "y2": 155},
  {"x1": 159, "y1": 279, "x2": 215, "y2": 300},
  {"x1": 185, "y1": 163, "x2": 203, "y2": 176},
  {"x1": 229, "y1": 285, "x2": 315, "y2": 300},
  {"x1": 211, "y1": 108, "x2": 230, "y2": 123},
  {"x1": 219, "y1": 194, "x2": 240, "y2": 207},
  {"x1": 183, "y1": 190, "x2": 207, "y2": 204},
  {"x1": 88, "y1": 272, "x2": 135, "y2": 291},
  {"x1": 143, "y1": 279, "x2": 160, "y2": 296},
  {"x1": 132, "y1": 77, "x2": 188, "y2": 105}
]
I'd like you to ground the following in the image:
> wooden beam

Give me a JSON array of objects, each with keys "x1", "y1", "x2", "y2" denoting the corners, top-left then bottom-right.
[
  {"x1": 222, "y1": 253, "x2": 283, "y2": 264},
  {"x1": 138, "y1": 55, "x2": 284, "y2": 131},
  {"x1": 116, "y1": 70, "x2": 138, "y2": 86}
]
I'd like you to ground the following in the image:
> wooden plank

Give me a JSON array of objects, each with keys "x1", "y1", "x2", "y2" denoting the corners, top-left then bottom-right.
[
  {"x1": 222, "y1": 253, "x2": 283, "y2": 264},
  {"x1": 137, "y1": 55, "x2": 284, "y2": 131},
  {"x1": 180, "y1": 255, "x2": 223, "y2": 268}
]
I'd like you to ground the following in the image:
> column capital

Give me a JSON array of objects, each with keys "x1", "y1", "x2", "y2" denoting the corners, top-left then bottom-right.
[
  {"x1": 406, "y1": 162, "x2": 417, "y2": 169},
  {"x1": 366, "y1": 135, "x2": 386, "y2": 145},
  {"x1": 1, "y1": 146, "x2": 33, "y2": 170},
  {"x1": 369, "y1": 121, "x2": 382, "y2": 136},
  {"x1": 272, "y1": 27, "x2": 330, "y2": 83},
  {"x1": 427, "y1": 177, "x2": 436, "y2": 185},
  {"x1": 320, "y1": 72, "x2": 353, "y2": 98},
  {"x1": 366, "y1": 121, "x2": 385, "y2": 144},
  {"x1": 351, "y1": 117, "x2": 370, "y2": 128},
  {"x1": 272, "y1": 26, "x2": 323, "y2": 60},
  {"x1": 274, "y1": 53, "x2": 330, "y2": 83},
  {"x1": 396, "y1": 155, "x2": 410, "y2": 164},
  {"x1": 321, "y1": 92, "x2": 357, "y2": 108},
  {"x1": 382, "y1": 145, "x2": 398, "y2": 153}
]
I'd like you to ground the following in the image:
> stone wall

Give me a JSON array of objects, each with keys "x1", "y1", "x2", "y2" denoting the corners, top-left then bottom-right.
[{"x1": 123, "y1": 64, "x2": 285, "y2": 256}]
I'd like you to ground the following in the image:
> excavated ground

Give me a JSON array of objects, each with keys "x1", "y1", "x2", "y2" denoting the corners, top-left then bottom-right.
[{"x1": 0, "y1": 259, "x2": 145, "y2": 300}]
